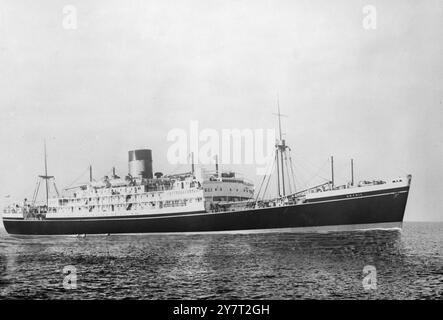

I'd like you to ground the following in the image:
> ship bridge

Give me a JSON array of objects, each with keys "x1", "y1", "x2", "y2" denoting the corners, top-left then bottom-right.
[{"x1": 200, "y1": 169, "x2": 254, "y2": 203}]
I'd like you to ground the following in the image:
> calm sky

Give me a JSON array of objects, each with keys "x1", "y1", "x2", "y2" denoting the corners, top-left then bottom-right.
[{"x1": 0, "y1": 0, "x2": 442, "y2": 221}]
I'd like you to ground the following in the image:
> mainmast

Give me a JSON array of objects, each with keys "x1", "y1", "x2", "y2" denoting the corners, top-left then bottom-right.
[
  {"x1": 350, "y1": 158, "x2": 354, "y2": 186},
  {"x1": 38, "y1": 139, "x2": 54, "y2": 208},
  {"x1": 44, "y1": 140, "x2": 48, "y2": 207}
]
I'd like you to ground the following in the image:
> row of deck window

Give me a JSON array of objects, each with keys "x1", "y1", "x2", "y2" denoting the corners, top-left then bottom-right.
[
  {"x1": 53, "y1": 197, "x2": 204, "y2": 213},
  {"x1": 59, "y1": 189, "x2": 201, "y2": 206},
  {"x1": 204, "y1": 187, "x2": 253, "y2": 193}
]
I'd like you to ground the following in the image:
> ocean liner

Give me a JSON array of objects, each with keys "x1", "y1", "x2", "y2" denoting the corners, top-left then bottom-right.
[{"x1": 2, "y1": 113, "x2": 411, "y2": 235}]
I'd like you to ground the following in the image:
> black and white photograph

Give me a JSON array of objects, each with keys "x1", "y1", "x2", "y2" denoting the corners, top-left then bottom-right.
[{"x1": 0, "y1": 0, "x2": 442, "y2": 308}]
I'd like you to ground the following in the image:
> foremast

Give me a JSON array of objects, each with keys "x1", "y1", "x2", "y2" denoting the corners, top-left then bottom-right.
[{"x1": 272, "y1": 99, "x2": 296, "y2": 198}]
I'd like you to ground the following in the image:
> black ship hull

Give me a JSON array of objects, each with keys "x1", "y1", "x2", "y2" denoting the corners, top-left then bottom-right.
[{"x1": 2, "y1": 185, "x2": 410, "y2": 235}]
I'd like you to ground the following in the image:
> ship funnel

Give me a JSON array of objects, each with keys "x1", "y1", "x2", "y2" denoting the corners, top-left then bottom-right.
[{"x1": 128, "y1": 149, "x2": 153, "y2": 179}]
